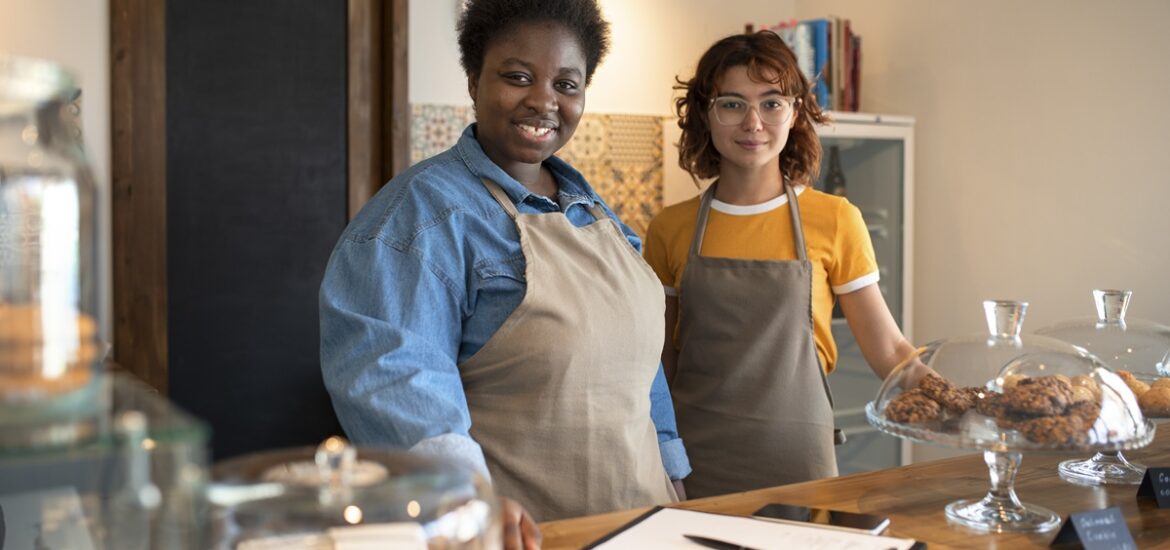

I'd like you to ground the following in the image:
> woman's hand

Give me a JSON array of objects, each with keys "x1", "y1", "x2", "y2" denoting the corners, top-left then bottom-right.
[{"x1": 500, "y1": 497, "x2": 541, "y2": 550}]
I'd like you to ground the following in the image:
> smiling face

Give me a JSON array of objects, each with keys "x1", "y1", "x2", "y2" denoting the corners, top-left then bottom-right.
[
  {"x1": 707, "y1": 65, "x2": 797, "y2": 178},
  {"x1": 468, "y1": 21, "x2": 586, "y2": 184}
]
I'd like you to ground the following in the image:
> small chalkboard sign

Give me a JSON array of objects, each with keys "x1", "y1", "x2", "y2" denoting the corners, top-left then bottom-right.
[
  {"x1": 1136, "y1": 467, "x2": 1170, "y2": 508},
  {"x1": 1049, "y1": 507, "x2": 1135, "y2": 550}
]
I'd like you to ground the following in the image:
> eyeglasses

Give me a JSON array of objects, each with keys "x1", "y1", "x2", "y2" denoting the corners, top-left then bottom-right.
[{"x1": 708, "y1": 95, "x2": 798, "y2": 126}]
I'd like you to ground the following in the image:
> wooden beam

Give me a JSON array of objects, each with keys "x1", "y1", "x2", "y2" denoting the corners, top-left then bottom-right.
[
  {"x1": 384, "y1": 0, "x2": 410, "y2": 183},
  {"x1": 347, "y1": 0, "x2": 382, "y2": 219},
  {"x1": 110, "y1": 0, "x2": 168, "y2": 392}
]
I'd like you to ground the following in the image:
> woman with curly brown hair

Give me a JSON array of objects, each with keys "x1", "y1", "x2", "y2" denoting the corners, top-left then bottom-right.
[{"x1": 643, "y1": 32, "x2": 915, "y2": 498}]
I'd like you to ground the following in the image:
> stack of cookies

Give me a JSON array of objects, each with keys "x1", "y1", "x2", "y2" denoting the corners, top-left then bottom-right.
[{"x1": 884, "y1": 372, "x2": 1100, "y2": 446}]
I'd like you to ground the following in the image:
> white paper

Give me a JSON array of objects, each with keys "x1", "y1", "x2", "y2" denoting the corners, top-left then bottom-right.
[{"x1": 592, "y1": 507, "x2": 917, "y2": 550}]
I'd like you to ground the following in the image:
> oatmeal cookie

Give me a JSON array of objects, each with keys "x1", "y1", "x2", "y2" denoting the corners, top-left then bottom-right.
[
  {"x1": 1069, "y1": 386, "x2": 1096, "y2": 404},
  {"x1": 1066, "y1": 400, "x2": 1101, "y2": 426},
  {"x1": 1150, "y1": 378, "x2": 1170, "y2": 391},
  {"x1": 1001, "y1": 373, "x2": 1028, "y2": 391},
  {"x1": 973, "y1": 390, "x2": 1003, "y2": 417},
  {"x1": 1069, "y1": 374, "x2": 1101, "y2": 399},
  {"x1": 1018, "y1": 415, "x2": 1087, "y2": 446},
  {"x1": 884, "y1": 389, "x2": 942, "y2": 424},
  {"x1": 917, "y1": 373, "x2": 955, "y2": 400},
  {"x1": 1002, "y1": 376, "x2": 1074, "y2": 416}
]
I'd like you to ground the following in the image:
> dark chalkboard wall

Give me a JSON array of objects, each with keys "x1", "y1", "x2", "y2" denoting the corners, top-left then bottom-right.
[{"x1": 166, "y1": 0, "x2": 346, "y2": 460}]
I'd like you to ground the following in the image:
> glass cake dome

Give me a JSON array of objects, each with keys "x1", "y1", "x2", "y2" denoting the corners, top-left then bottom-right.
[
  {"x1": 866, "y1": 300, "x2": 1153, "y2": 534},
  {"x1": 207, "y1": 437, "x2": 501, "y2": 549},
  {"x1": 1035, "y1": 289, "x2": 1170, "y2": 485}
]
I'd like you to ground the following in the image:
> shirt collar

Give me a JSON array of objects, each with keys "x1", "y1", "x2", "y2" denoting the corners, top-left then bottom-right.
[{"x1": 455, "y1": 124, "x2": 599, "y2": 210}]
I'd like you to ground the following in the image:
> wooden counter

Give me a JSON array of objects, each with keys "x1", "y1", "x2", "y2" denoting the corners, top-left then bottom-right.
[{"x1": 539, "y1": 429, "x2": 1170, "y2": 549}]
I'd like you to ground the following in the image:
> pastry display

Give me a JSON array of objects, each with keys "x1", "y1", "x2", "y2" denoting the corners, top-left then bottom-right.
[
  {"x1": 867, "y1": 299, "x2": 1154, "y2": 533},
  {"x1": 882, "y1": 372, "x2": 1110, "y2": 446}
]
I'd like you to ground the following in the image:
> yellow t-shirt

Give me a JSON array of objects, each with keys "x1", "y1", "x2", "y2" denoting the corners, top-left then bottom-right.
[{"x1": 643, "y1": 185, "x2": 878, "y2": 373}]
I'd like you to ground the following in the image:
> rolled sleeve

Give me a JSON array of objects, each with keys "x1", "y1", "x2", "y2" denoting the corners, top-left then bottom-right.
[
  {"x1": 649, "y1": 363, "x2": 692, "y2": 480},
  {"x1": 320, "y1": 235, "x2": 481, "y2": 463}
]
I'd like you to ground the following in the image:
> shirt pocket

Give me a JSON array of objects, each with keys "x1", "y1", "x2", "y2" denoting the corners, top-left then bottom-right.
[{"x1": 469, "y1": 254, "x2": 527, "y2": 312}]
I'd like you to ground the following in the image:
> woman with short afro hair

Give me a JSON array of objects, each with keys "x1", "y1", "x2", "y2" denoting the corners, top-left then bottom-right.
[{"x1": 320, "y1": 0, "x2": 690, "y2": 543}]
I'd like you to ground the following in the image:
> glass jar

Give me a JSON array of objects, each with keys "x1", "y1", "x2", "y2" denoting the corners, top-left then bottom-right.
[
  {"x1": 1036, "y1": 289, "x2": 1170, "y2": 485},
  {"x1": 208, "y1": 437, "x2": 501, "y2": 549},
  {"x1": 0, "y1": 54, "x2": 102, "y2": 448},
  {"x1": 867, "y1": 300, "x2": 1153, "y2": 533}
]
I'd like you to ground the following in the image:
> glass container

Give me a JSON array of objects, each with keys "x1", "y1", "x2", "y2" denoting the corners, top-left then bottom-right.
[
  {"x1": 0, "y1": 372, "x2": 210, "y2": 549},
  {"x1": 1036, "y1": 289, "x2": 1170, "y2": 485},
  {"x1": 866, "y1": 300, "x2": 1153, "y2": 533},
  {"x1": 0, "y1": 54, "x2": 101, "y2": 448},
  {"x1": 208, "y1": 437, "x2": 501, "y2": 549}
]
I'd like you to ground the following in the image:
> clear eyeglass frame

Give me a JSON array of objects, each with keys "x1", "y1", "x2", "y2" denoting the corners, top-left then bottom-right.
[{"x1": 708, "y1": 95, "x2": 799, "y2": 126}]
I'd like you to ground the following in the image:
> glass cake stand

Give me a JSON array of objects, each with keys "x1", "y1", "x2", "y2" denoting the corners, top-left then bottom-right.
[
  {"x1": 1036, "y1": 289, "x2": 1170, "y2": 485},
  {"x1": 867, "y1": 300, "x2": 1153, "y2": 534},
  {"x1": 207, "y1": 437, "x2": 501, "y2": 549}
]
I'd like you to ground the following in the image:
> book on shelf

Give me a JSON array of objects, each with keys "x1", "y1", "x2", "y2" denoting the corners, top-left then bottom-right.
[{"x1": 755, "y1": 16, "x2": 862, "y2": 112}]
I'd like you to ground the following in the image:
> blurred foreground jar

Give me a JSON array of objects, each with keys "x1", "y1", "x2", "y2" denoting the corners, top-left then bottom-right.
[
  {"x1": 0, "y1": 54, "x2": 101, "y2": 447},
  {"x1": 209, "y1": 437, "x2": 502, "y2": 549}
]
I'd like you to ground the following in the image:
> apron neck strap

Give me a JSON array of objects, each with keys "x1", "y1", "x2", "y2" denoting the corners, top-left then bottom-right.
[
  {"x1": 480, "y1": 178, "x2": 520, "y2": 219},
  {"x1": 688, "y1": 180, "x2": 810, "y2": 261},
  {"x1": 784, "y1": 182, "x2": 808, "y2": 262},
  {"x1": 687, "y1": 183, "x2": 717, "y2": 260}
]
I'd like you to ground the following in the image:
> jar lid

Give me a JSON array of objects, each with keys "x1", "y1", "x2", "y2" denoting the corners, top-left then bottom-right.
[{"x1": 209, "y1": 437, "x2": 499, "y2": 548}]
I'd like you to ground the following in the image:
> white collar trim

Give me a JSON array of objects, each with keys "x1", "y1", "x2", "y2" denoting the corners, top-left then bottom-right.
[{"x1": 710, "y1": 184, "x2": 806, "y2": 215}]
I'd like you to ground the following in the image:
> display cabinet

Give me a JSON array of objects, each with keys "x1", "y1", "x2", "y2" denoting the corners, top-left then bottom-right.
[{"x1": 814, "y1": 112, "x2": 915, "y2": 474}]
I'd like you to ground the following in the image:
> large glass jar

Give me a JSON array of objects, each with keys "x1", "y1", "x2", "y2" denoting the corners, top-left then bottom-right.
[
  {"x1": 867, "y1": 300, "x2": 1153, "y2": 533},
  {"x1": 208, "y1": 437, "x2": 501, "y2": 549},
  {"x1": 0, "y1": 54, "x2": 101, "y2": 448},
  {"x1": 1036, "y1": 289, "x2": 1170, "y2": 485}
]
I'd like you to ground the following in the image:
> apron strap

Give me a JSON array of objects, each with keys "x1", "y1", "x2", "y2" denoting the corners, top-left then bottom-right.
[
  {"x1": 480, "y1": 178, "x2": 520, "y2": 219},
  {"x1": 784, "y1": 181, "x2": 809, "y2": 262},
  {"x1": 687, "y1": 183, "x2": 717, "y2": 260},
  {"x1": 787, "y1": 181, "x2": 842, "y2": 443}
]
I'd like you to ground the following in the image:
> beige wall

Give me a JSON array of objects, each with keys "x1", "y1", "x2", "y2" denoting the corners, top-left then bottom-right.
[
  {"x1": 788, "y1": 0, "x2": 1170, "y2": 461},
  {"x1": 409, "y1": 0, "x2": 794, "y2": 112},
  {"x1": 1, "y1": 0, "x2": 111, "y2": 340}
]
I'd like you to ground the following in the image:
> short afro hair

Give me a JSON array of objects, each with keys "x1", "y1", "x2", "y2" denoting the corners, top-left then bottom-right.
[{"x1": 457, "y1": 0, "x2": 611, "y2": 85}]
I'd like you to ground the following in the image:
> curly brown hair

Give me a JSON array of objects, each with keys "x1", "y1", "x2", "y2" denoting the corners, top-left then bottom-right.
[{"x1": 674, "y1": 32, "x2": 829, "y2": 184}]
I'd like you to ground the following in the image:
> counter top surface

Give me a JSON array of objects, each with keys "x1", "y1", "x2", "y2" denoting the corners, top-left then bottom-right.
[{"x1": 538, "y1": 429, "x2": 1170, "y2": 549}]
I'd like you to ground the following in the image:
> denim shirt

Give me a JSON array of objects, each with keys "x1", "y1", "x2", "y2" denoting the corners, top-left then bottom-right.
[{"x1": 320, "y1": 125, "x2": 691, "y2": 481}]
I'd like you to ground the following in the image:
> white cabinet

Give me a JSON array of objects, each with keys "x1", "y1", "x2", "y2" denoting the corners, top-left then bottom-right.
[{"x1": 816, "y1": 112, "x2": 915, "y2": 474}]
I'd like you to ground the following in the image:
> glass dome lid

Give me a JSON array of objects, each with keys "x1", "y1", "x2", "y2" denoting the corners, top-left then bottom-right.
[
  {"x1": 207, "y1": 437, "x2": 500, "y2": 549},
  {"x1": 1036, "y1": 289, "x2": 1170, "y2": 416},
  {"x1": 867, "y1": 300, "x2": 1154, "y2": 454}
]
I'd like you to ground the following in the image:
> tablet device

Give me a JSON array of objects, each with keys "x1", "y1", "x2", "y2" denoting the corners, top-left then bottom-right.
[{"x1": 752, "y1": 503, "x2": 890, "y2": 535}]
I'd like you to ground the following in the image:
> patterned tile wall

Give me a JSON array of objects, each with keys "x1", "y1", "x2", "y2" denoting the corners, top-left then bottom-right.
[{"x1": 409, "y1": 103, "x2": 666, "y2": 237}]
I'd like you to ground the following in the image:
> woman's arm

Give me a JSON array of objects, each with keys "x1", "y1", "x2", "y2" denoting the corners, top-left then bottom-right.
[
  {"x1": 319, "y1": 236, "x2": 489, "y2": 476},
  {"x1": 837, "y1": 284, "x2": 917, "y2": 381}
]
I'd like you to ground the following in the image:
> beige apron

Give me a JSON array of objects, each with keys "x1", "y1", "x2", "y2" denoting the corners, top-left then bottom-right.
[
  {"x1": 673, "y1": 182, "x2": 839, "y2": 499},
  {"x1": 458, "y1": 178, "x2": 677, "y2": 522}
]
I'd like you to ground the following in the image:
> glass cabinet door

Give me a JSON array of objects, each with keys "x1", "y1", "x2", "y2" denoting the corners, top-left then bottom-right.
[{"x1": 815, "y1": 116, "x2": 913, "y2": 474}]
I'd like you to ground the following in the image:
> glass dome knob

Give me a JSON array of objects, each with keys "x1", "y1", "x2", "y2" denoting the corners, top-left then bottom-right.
[
  {"x1": 985, "y1": 300, "x2": 1027, "y2": 343},
  {"x1": 1094, "y1": 289, "x2": 1131, "y2": 326}
]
